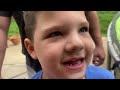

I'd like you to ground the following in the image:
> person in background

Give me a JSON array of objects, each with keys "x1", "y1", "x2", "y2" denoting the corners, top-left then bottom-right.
[{"x1": 0, "y1": 11, "x2": 41, "y2": 79}]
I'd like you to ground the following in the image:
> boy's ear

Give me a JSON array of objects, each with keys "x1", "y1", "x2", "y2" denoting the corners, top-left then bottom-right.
[{"x1": 24, "y1": 38, "x2": 38, "y2": 60}]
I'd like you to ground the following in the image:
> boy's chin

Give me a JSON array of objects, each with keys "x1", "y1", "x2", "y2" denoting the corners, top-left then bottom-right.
[
  {"x1": 64, "y1": 74, "x2": 85, "y2": 79},
  {"x1": 60, "y1": 62, "x2": 87, "y2": 79}
]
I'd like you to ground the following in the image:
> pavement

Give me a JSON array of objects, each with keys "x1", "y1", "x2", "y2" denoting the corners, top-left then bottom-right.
[
  {"x1": 2, "y1": 41, "x2": 35, "y2": 79},
  {"x1": 1, "y1": 37, "x2": 109, "y2": 79}
]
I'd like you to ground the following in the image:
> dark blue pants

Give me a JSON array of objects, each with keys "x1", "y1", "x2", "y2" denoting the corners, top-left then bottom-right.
[{"x1": 25, "y1": 53, "x2": 42, "y2": 72}]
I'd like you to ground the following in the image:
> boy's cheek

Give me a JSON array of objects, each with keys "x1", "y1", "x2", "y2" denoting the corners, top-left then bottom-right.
[
  {"x1": 87, "y1": 39, "x2": 95, "y2": 51},
  {"x1": 92, "y1": 40, "x2": 96, "y2": 50},
  {"x1": 38, "y1": 45, "x2": 62, "y2": 59},
  {"x1": 85, "y1": 40, "x2": 95, "y2": 59}
]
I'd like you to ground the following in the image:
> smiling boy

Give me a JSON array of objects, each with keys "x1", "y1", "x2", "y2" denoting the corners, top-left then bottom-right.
[{"x1": 23, "y1": 11, "x2": 114, "y2": 79}]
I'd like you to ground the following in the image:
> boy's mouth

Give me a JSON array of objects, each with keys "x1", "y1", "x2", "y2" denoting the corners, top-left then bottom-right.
[{"x1": 62, "y1": 57, "x2": 85, "y2": 69}]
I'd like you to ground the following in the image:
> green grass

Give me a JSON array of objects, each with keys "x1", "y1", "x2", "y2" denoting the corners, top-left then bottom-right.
[
  {"x1": 8, "y1": 11, "x2": 117, "y2": 37},
  {"x1": 8, "y1": 18, "x2": 19, "y2": 37},
  {"x1": 97, "y1": 11, "x2": 117, "y2": 36}
]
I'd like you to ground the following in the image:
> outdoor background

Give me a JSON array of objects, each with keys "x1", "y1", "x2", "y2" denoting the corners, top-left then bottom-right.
[
  {"x1": 8, "y1": 11, "x2": 117, "y2": 37},
  {"x1": 4, "y1": 11, "x2": 118, "y2": 79}
]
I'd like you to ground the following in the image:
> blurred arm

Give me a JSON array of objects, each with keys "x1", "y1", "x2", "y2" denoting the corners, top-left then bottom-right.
[
  {"x1": 85, "y1": 11, "x2": 105, "y2": 66},
  {"x1": 0, "y1": 16, "x2": 11, "y2": 78}
]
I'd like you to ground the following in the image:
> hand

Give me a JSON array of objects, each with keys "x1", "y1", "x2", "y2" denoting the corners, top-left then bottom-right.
[{"x1": 93, "y1": 46, "x2": 105, "y2": 66}]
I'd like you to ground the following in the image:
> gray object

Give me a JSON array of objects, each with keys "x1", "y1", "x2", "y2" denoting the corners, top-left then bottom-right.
[{"x1": 107, "y1": 11, "x2": 120, "y2": 79}]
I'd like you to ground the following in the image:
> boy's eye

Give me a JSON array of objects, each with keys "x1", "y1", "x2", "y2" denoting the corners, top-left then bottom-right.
[
  {"x1": 79, "y1": 27, "x2": 88, "y2": 32},
  {"x1": 48, "y1": 31, "x2": 62, "y2": 38}
]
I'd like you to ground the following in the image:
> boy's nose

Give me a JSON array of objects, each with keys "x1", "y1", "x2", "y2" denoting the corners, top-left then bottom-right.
[{"x1": 65, "y1": 34, "x2": 84, "y2": 53}]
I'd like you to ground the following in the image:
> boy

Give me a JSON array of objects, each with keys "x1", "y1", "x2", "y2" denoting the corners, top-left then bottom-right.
[
  {"x1": 0, "y1": 11, "x2": 41, "y2": 79},
  {"x1": 23, "y1": 11, "x2": 114, "y2": 79}
]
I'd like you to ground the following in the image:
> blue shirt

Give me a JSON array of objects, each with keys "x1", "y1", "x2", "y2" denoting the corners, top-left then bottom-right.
[{"x1": 32, "y1": 65, "x2": 115, "y2": 79}]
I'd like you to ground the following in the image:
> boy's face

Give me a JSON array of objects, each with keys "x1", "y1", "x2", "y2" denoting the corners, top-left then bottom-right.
[{"x1": 25, "y1": 11, "x2": 95, "y2": 79}]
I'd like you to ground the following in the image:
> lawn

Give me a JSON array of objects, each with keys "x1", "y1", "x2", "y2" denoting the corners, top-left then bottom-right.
[
  {"x1": 8, "y1": 11, "x2": 117, "y2": 37},
  {"x1": 8, "y1": 18, "x2": 19, "y2": 37},
  {"x1": 97, "y1": 11, "x2": 117, "y2": 36}
]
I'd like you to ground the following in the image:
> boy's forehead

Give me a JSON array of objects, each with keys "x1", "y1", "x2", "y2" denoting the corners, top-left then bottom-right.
[
  {"x1": 35, "y1": 11, "x2": 88, "y2": 31},
  {"x1": 36, "y1": 11, "x2": 86, "y2": 24},
  {"x1": 41, "y1": 11, "x2": 84, "y2": 14},
  {"x1": 37, "y1": 11, "x2": 85, "y2": 19}
]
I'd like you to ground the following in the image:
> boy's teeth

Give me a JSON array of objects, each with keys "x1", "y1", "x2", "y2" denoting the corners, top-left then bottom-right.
[
  {"x1": 66, "y1": 60, "x2": 82, "y2": 66},
  {"x1": 69, "y1": 64, "x2": 73, "y2": 66}
]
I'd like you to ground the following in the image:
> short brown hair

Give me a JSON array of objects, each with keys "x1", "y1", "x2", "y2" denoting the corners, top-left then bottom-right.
[{"x1": 23, "y1": 11, "x2": 39, "y2": 41}]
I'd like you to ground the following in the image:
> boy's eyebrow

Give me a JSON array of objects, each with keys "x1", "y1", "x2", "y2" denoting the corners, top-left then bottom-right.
[
  {"x1": 43, "y1": 25, "x2": 62, "y2": 31},
  {"x1": 41, "y1": 21, "x2": 89, "y2": 35},
  {"x1": 79, "y1": 21, "x2": 89, "y2": 27},
  {"x1": 41, "y1": 25, "x2": 63, "y2": 35},
  {"x1": 43, "y1": 21, "x2": 88, "y2": 30}
]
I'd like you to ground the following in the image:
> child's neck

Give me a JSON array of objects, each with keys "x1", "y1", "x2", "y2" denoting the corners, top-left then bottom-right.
[{"x1": 42, "y1": 74, "x2": 85, "y2": 79}]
